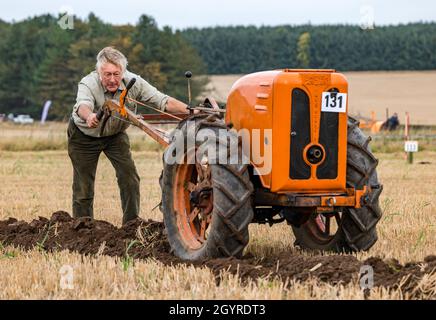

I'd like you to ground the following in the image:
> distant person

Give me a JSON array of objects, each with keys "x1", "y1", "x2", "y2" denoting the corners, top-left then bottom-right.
[
  {"x1": 387, "y1": 113, "x2": 400, "y2": 131},
  {"x1": 68, "y1": 47, "x2": 189, "y2": 224}
]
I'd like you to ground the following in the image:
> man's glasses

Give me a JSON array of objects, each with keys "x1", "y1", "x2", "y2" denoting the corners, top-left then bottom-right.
[{"x1": 102, "y1": 72, "x2": 122, "y2": 80}]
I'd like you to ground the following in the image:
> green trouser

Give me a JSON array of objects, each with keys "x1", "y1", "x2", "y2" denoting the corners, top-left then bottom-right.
[{"x1": 67, "y1": 118, "x2": 140, "y2": 224}]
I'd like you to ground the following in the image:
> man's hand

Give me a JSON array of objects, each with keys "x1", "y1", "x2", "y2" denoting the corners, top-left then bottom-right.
[
  {"x1": 77, "y1": 104, "x2": 99, "y2": 128},
  {"x1": 86, "y1": 113, "x2": 99, "y2": 128},
  {"x1": 189, "y1": 107, "x2": 201, "y2": 115},
  {"x1": 166, "y1": 97, "x2": 190, "y2": 114}
]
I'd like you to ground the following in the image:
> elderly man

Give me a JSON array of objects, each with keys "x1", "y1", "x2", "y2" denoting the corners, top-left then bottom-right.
[{"x1": 68, "y1": 47, "x2": 188, "y2": 224}]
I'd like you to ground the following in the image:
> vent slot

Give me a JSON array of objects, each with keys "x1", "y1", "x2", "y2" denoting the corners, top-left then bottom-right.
[
  {"x1": 317, "y1": 103, "x2": 339, "y2": 179},
  {"x1": 289, "y1": 88, "x2": 311, "y2": 180}
]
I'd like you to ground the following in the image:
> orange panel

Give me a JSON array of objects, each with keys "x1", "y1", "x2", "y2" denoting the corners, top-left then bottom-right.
[
  {"x1": 225, "y1": 71, "x2": 279, "y2": 188},
  {"x1": 226, "y1": 69, "x2": 349, "y2": 194}
]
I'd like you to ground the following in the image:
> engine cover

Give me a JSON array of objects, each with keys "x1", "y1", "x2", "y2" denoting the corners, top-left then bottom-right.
[{"x1": 225, "y1": 69, "x2": 349, "y2": 194}]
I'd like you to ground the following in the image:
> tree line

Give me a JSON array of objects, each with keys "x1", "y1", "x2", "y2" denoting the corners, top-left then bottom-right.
[
  {"x1": 181, "y1": 23, "x2": 436, "y2": 74},
  {"x1": 0, "y1": 13, "x2": 206, "y2": 120},
  {"x1": 0, "y1": 14, "x2": 435, "y2": 120}
]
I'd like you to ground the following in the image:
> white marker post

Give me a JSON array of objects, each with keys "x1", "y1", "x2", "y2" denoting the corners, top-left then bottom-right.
[
  {"x1": 404, "y1": 112, "x2": 418, "y2": 164},
  {"x1": 405, "y1": 140, "x2": 418, "y2": 164}
]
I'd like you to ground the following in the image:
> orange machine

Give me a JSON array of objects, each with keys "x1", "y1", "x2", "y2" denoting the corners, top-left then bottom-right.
[
  {"x1": 101, "y1": 69, "x2": 383, "y2": 261},
  {"x1": 224, "y1": 70, "x2": 376, "y2": 209},
  {"x1": 357, "y1": 111, "x2": 386, "y2": 133},
  {"x1": 226, "y1": 70, "x2": 349, "y2": 193}
]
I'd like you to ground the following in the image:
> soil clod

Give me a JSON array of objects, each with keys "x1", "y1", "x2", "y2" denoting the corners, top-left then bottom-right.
[{"x1": 1, "y1": 211, "x2": 435, "y2": 298}]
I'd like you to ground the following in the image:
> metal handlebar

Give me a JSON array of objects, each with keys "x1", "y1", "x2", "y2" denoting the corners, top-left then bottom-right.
[{"x1": 96, "y1": 78, "x2": 137, "y2": 121}]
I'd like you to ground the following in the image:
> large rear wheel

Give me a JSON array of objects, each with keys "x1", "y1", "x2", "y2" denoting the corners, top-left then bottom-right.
[
  {"x1": 160, "y1": 115, "x2": 254, "y2": 260},
  {"x1": 292, "y1": 117, "x2": 383, "y2": 252}
]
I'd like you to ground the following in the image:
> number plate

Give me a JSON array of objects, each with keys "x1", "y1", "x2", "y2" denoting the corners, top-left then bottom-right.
[
  {"x1": 404, "y1": 141, "x2": 419, "y2": 152},
  {"x1": 321, "y1": 92, "x2": 347, "y2": 113}
]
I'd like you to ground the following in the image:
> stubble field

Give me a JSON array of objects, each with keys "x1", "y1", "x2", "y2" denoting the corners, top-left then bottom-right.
[
  {"x1": 1, "y1": 120, "x2": 436, "y2": 299},
  {"x1": 1, "y1": 71, "x2": 436, "y2": 299},
  {"x1": 205, "y1": 71, "x2": 436, "y2": 125}
]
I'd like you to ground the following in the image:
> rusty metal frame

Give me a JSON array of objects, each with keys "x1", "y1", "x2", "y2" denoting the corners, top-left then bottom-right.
[
  {"x1": 139, "y1": 113, "x2": 191, "y2": 123},
  {"x1": 101, "y1": 100, "x2": 171, "y2": 147},
  {"x1": 103, "y1": 93, "x2": 368, "y2": 210},
  {"x1": 253, "y1": 186, "x2": 368, "y2": 209}
]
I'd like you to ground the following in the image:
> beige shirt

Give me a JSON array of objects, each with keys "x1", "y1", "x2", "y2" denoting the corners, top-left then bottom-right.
[{"x1": 72, "y1": 70, "x2": 169, "y2": 137}]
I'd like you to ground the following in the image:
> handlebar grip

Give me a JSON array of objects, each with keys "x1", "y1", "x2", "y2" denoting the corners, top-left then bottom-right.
[
  {"x1": 96, "y1": 108, "x2": 104, "y2": 121},
  {"x1": 126, "y1": 78, "x2": 136, "y2": 90},
  {"x1": 96, "y1": 79, "x2": 136, "y2": 121}
]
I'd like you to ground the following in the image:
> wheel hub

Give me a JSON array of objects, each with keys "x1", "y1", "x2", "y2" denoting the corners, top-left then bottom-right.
[{"x1": 174, "y1": 153, "x2": 214, "y2": 248}]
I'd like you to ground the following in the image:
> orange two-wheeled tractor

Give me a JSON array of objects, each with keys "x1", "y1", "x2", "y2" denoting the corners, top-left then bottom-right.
[{"x1": 100, "y1": 69, "x2": 383, "y2": 261}]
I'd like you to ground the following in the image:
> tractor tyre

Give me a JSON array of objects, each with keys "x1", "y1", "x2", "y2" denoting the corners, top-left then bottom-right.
[
  {"x1": 292, "y1": 117, "x2": 383, "y2": 252},
  {"x1": 160, "y1": 114, "x2": 254, "y2": 261}
]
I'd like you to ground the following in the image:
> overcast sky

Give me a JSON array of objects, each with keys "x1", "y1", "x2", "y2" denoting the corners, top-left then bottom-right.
[{"x1": 1, "y1": 0, "x2": 435, "y2": 29}]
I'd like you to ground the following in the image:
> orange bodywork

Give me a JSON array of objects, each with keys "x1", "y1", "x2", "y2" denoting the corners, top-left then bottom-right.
[{"x1": 225, "y1": 69, "x2": 349, "y2": 195}]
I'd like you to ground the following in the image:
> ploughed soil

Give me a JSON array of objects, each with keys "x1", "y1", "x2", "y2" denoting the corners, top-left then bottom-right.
[{"x1": 1, "y1": 211, "x2": 436, "y2": 299}]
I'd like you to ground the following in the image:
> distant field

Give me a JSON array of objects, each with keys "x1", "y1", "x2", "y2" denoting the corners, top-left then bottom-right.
[
  {"x1": 1, "y1": 139, "x2": 436, "y2": 298},
  {"x1": 204, "y1": 71, "x2": 436, "y2": 125},
  {"x1": 1, "y1": 117, "x2": 436, "y2": 299}
]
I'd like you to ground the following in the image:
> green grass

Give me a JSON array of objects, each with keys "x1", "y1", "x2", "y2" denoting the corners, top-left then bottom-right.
[
  {"x1": 362, "y1": 127, "x2": 436, "y2": 153},
  {"x1": 0, "y1": 132, "x2": 164, "y2": 152},
  {"x1": 1, "y1": 122, "x2": 435, "y2": 153},
  {"x1": 121, "y1": 240, "x2": 139, "y2": 272}
]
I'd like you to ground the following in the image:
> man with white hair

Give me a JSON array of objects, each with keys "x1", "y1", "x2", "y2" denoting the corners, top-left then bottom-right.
[{"x1": 68, "y1": 47, "x2": 188, "y2": 224}]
